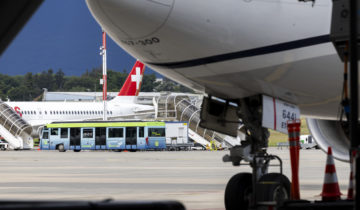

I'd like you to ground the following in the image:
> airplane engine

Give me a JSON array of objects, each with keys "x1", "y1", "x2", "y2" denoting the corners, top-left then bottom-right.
[{"x1": 306, "y1": 118, "x2": 350, "y2": 162}]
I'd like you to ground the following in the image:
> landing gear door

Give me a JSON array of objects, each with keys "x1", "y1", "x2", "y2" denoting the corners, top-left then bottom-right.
[
  {"x1": 262, "y1": 95, "x2": 300, "y2": 134},
  {"x1": 200, "y1": 97, "x2": 239, "y2": 137}
]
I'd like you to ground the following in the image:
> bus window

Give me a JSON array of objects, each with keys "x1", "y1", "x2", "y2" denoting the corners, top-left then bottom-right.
[
  {"x1": 139, "y1": 127, "x2": 144, "y2": 138},
  {"x1": 108, "y1": 128, "x2": 123, "y2": 138},
  {"x1": 83, "y1": 129, "x2": 93, "y2": 138},
  {"x1": 43, "y1": 132, "x2": 49, "y2": 139},
  {"x1": 61, "y1": 128, "x2": 68, "y2": 138},
  {"x1": 51, "y1": 128, "x2": 59, "y2": 136},
  {"x1": 148, "y1": 128, "x2": 165, "y2": 137}
]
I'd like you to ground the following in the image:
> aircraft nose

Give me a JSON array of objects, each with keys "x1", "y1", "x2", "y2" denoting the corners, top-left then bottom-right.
[{"x1": 86, "y1": 0, "x2": 174, "y2": 40}]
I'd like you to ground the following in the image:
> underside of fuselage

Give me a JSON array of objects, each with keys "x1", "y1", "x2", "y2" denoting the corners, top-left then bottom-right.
[
  {"x1": 148, "y1": 45, "x2": 344, "y2": 120},
  {"x1": 86, "y1": 0, "x2": 346, "y2": 119}
]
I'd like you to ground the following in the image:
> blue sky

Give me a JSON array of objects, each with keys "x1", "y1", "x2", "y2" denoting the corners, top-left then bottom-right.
[{"x1": 0, "y1": 1, "x2": 155, "y2": 76}]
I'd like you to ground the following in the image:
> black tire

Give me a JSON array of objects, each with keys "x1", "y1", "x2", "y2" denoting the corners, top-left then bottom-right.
[
  {"x1": 74, "y1": 149, "x2": 81, "y2": 152},
  {"x1": 257, "y1": 173, "x2": 290, "y2": 206},
  {"x1": 58, "y1": 144, "x2": 65, "y2": 152},
  {"x1": 224, "y1": 172, "x2": 252, "y2": 210}
]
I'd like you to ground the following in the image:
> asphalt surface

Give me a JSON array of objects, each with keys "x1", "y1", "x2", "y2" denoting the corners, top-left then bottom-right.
[{"x1": 0, "y1": 148, "x2": 351, "y2": 210}]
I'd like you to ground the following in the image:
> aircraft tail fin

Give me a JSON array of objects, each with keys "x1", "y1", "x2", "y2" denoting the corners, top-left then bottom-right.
[{"x1": 117, "y1": 60, "x2": 145, "y2": 96}]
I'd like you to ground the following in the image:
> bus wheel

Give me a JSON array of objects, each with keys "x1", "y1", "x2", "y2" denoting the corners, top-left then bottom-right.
[
  {"x1": 58, "y1": 144, "x2": 65, "y2": 152},
  {"x1": 74, "y1": 149, "x2": 81, "y2": 152}
]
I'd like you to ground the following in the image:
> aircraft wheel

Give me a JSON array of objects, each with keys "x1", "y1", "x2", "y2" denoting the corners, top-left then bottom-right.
[
  {"x1": 58, "y1": 144, "x2": 65, "y2": 152},
  {"x1": 224, "y1": 172, "x2": 252, "y2": 210},
  {"x1": 257, "y1": 173, "x2": 290, "y2": 206}
]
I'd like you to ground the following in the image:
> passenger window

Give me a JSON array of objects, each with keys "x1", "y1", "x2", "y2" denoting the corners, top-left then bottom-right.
[
  {"x1": 60, "y1": 128, "x2": 68, "y2": 138},
  {"x1": 83, "y1": 129, "x2": 93, "y2": 138},
  {"x1": 42, "y1": 132, "x2": 49, "y2": 139},
  {"x1": 148, "y1": 128, "x2": 165, "y2": 137},
  {"x1": 51, "y1": 128, "x2": 59, "y2": 136},
  {"x1": 108, "y1": 128, "x2": 124, "y2": 138},
  {"x1": 139, "y1": 127, "x2": 144, "y2": 138}
]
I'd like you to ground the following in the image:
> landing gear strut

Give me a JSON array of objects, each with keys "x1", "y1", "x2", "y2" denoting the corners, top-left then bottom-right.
[{"x1": 223, "y1": 96, "x2": 290, "y2": 209}]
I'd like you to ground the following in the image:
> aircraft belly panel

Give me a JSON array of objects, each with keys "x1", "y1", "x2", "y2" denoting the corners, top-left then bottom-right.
[{"x1": 150, "y1": 51, "x2": 344, "y2": 120}]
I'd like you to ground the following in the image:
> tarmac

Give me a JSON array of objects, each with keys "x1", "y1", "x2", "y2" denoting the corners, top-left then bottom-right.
[{"x1": 0, "y1": 148, "x2": 351, "y2": 210}]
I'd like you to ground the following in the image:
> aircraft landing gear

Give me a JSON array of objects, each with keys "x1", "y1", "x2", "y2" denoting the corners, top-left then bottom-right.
[
  {"x1": 225, "y1": 172, "x2": 252, "y2": 209},
  {"x1": 223, "y1": 96, "x2": 290, "y2": 210}
]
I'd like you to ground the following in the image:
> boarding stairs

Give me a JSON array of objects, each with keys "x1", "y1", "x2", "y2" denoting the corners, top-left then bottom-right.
[
  {"x1": 0, "y1": 101, "x2": 33, "y2": 149},
  {"x1": 155, "y1": 94, "x2": 239, "y2": 148}
]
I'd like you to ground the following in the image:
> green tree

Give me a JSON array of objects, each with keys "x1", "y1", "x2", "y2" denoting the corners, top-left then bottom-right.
[
  {"x1": 7, "y1": 86, "x2": 28, "y2": 101},
  {"x1": 141, "y1": 74, "x2": 158, "y2": 92},
  {"x1": 107, "y1": 70, "x2": 127, "y2": 92}
]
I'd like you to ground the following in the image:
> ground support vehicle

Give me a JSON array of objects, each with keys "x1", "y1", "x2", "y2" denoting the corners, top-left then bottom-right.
[
  {"x1": 40, "y1": 121, "x2": 166, "y2": 152},
  {"x1": 165, "y1": 122, "x2": 192, "y2": 150}
]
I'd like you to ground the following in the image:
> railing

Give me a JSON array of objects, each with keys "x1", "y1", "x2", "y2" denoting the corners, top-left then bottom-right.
[
  {"x1": 0, "y1": 102, "x2": 32, "y2": 137},
  {"x1": 155, "y1": 94, "x2": 234, "y2": 147}
]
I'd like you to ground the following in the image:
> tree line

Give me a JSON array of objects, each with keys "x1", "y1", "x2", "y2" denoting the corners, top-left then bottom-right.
[{"x1": 0, "y1": 68, "x2": 193, "y2": 101}]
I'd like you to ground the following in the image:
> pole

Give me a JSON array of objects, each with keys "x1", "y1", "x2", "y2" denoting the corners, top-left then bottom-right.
[
  {"x1": 349, "y1": 0, "x2": 359, "y2": 208},
  {"x1": 287, "y1": 120, "x2": 301, "y2": 200},
  {"x1": 101, "y1": 30, "x2": 107, "y2": 121}
]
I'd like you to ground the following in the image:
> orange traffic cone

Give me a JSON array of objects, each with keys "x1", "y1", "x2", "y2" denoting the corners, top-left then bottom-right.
[{"x1": 321, "y1": 147, "x2": 342, "y2": 201}]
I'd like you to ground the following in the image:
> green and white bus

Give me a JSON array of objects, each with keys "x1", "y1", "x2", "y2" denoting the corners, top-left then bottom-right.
[{"x1": 40, "y1": 121, "x2": 166, "y2": 152}]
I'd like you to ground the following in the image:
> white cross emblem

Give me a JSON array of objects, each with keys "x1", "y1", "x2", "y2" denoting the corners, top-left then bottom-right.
[{"x1": 131, "y1": 67, "x2": 143, "y2": 90}]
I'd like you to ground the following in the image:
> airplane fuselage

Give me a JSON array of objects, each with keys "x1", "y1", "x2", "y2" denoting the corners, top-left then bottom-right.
[
  {"x1": 87, "y1": 0, "x2": 343, "y2": 119},
  {"x1": 6, "y1": 100, "x2": 153, "y2": 127}
]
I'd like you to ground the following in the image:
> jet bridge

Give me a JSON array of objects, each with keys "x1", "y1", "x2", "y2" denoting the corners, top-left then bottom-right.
[
  {"x1": 0, "y1": 101, "x2": 33, "y2": 149},
  {"x1": 155, "y1": 94, "x2": 238, "y2": 147}
]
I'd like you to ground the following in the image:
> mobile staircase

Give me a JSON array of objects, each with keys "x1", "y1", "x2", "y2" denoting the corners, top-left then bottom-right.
[
  {"x1": 155, "y1": 94, "x2": 238, "y2": 148},
  {"x1": 0, "y1": 101, "x2": 33, "y2": 149}
]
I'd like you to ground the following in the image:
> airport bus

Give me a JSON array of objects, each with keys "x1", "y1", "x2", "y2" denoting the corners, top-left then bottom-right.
[{"x1": 39, "y1": 121, "x2": 166, "y2": 152}]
